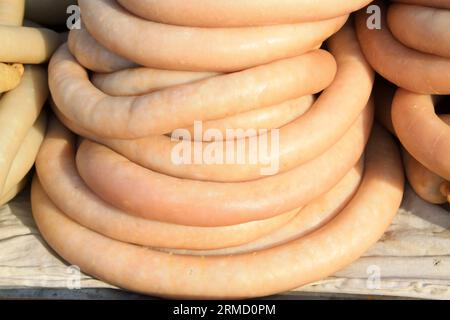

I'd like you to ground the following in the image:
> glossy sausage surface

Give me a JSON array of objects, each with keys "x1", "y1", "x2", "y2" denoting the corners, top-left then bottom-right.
[
  {"x1": 392, "y1": 89, "x2": 450, "y2": 180},
  {"x1": 388, "y1": 3, "x2": 450, "y2": 58},
  {"x1": 31, "y1": 125, "x2": 404, "y2": 299},
  {"x1": 356, "y1": 1, "x2": 450, "y2": 94},
  {"x1": 117, "y1": 0, "x2": 370, "y2": 27},
  {"x1": 50, "y1": 45, "x2": 336, "y2": 139},
  {"x1": 74, "y1": 104, "x2": 373, "y2": 227},
  {"x1": 36, "y1": 118, "x2": 299, "y2": 250},
  {"x1": 79, "y1": 0, "x2": 348, "y2": 72}
]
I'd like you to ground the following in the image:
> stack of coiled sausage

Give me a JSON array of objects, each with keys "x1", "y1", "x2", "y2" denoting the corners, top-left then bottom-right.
[
  {"x1": 0, "y1": 0, "x2": 61, "y2": 206},
  {"x1": 32, "y1": 0, "x2": 405, "y2": 298},
  {"x1": 356, "y1": 0, "x2": 450, "y2": 205}
]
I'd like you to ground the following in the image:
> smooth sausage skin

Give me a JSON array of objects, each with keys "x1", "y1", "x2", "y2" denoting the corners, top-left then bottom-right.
[
  {"x1": 388, "y1": 4, "x2": 450, "y2": 59},
  {"x1": 79, "y1": 0, "x2": 348, "y2": 72},
  {"x1": 2, "y1": 111, "x2": 47, "y2": 196},
  {"x1": 50, "y1": 45, "x2": 337, "y2": 139},
  {"x1": 35, "y1": 118, "x2": 299, "y2": 250},
  {"x1": 31, "y1": 125, "x2": 404, "y2": 299},
  {"x1": 117, "y1": 0, "x2": 371, "y2": 27},
  {"x1": 0, "y1": 24, "x2": 61, "y2": 64},
  {"x1": 356, "y1": 1, "x2": 450, "y2": 94},
  {"x1": 94, "y1": 23, "x2": 374, "y2": 182},
  {"x1": 161, "y1": 158, "x2": 364, "y2": 256},
  {"x1": 0, "y1": 0, "x2": 24, "y2": 26},
  {"x1": 74, "y1": 104, "x2": 373, "y2": 227},
  {"x1": 392, "y1": 89, "x2": 450, "y2": 180},
  {"x1": 0, "y1": 66, "x2": 48, "y2": 195},
  {"x1": 402, "y1": 147, "x2": 449, "y2": 204},
  {"x1": 92, "y1": 67, "x2": 218, "y2": 97},
  {"x1": 68, "y1": 27, "x2": 136, "y2": 73}
]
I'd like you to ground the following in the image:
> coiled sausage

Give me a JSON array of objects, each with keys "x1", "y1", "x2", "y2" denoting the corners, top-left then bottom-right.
[
  {"x1": 92, "y1": 67, "x2": 218, "y2": 97},
  {"x1": 79, "y1": 0, "x2": 348, "y2": 72},
  {"x1": 49, "y1": 45, "x2": 336, "y2": 139},
  {"x1": 0, "y1": 65, "x2": 48, "y2": 195},
  {"x1": 68, "y1": 27, "x2": 136, "y2": 73},
  {"x1": 74, "y1": 104, "x2": 373, "y2": 227},
  {"x1": 355, "y1": 1, "x2": 450, "y2": 94},
  {"x1": 95, "y1": 23, "x2": 373, "y2": 182},
  {"x1": 388, "y1": 3, "x2": 450, "y2": 59},
  {"x1": 35, "y1": 118, "x2": 299, "y2": 250},
  {"x1": 31, "y1": 124, "x2": 404, "y2": 299},
  {"x1": 161, "y1": 158, "x2": 364, "y2": 256},
  {"x1": 117, "y1": 0, "x2": 371, "y2": 27},
  {"x1": 392, "y1": 89, "x2": 450, "y2": 180}
]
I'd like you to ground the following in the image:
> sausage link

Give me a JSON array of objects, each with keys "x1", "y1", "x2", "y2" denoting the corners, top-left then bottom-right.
[
  {"x1": 402, "y1": 147, "x2": 449, "y2": 204},
  {"x1": 161, "y1": 158, "x2": 364, "y2": 256},
  {"x1": 0, "y1": 0, "x2": 24, "y2": 26},
  {"x1": 182, "y1": 95, "x2": 315, "y2": 141},
  {"x1": 0, "y1": 176, "x2": 27, "y2": 206},
  {"x1": 68, "y1": 27, "x2": 136, "y2": 73},
  {"x1": 35, "y1": 118, "x2": 299, "y2": 250},
  {"x1": 2, "y1": 111, "x2": 47, "y2": 196},
  {"x1": 117, "y1": 0, "x2": 371, "y2": 27},
  {"x1": 96, "y1": 23, "x2": 373, "y2": 181},
  {"x1": 0, "y1": 24, "x2": 62, "y2": 64},
  {"x1": 74, "y1": 103, "x2": 373, "y2": 227},
  {"x1": 0, "y1": 66, "x2": 48, "y2": 195},
  {"x1": 392, "y1": 89, "x2": 450, "y2": 180},
  {"x1": 79, "y1": 0, "x2": 348, "y2": 72},
  {"x1": 92, "y1": 67, "x2": 218, "y2": 97},
  {"x1": 31, "y1": 124, "x2": 404, "y2": 299},
  {"x1": 49, "y1": 45, "x2": 336, "y2": 139},
  {"x1": 388, "y1": 4, "x2": 450, "y2": 58},
  {"x1": 355, "y1": 1, "x2": 450, "y2": 94}
]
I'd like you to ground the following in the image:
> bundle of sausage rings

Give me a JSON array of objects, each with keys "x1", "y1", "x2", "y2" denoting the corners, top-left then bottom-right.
[
  {"x1": 356, "y1": 0, "x2": 450, "y2": 205},
  {"x1": 0, "y1": 0, "x2": 61, "y2": 206},
  {"x1": 30, "y1": 0, "x2": 409, "y2": 299}
]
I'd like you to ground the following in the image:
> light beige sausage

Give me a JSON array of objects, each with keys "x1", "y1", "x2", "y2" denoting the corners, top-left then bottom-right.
[
  {"x1": 356, "y1": 1, "x2": 450, "y2": 94},
  {"x1": 49, "y1": 45, "x2": 337, "y2": 139},
  {"x1": 74, "y1": 104, "x2": 373, "y2": 227},
  {"x1": 2, "y1": 111, "x2": 46, "y2": 195},
  {"x1": 0, "y1": 65, "x2": 48, "y2": 195},
  {"x1": 0, "y1": 0, "x2": 24, "y2": 26},
  {"x1": 35, "y1": 117, "x2": 299, "y2": 250},
  {"x1": 162, "y1": 158, "x2": 364, "y2": 256},
  {"x1": 117, "y1": 0, "x2": 371, "y2": 27},
  {"x1": 183, "y1": 95, "x2": 315, "y2": 141},
  {"x1": 95, "y1": 23, "x2": 374, "y2": 181},
  {"x1": 68, "y1": 27, "x2": 136, "y2": 73},
  {"x1": 92, "y1": 67, "x2": 219, "y2": 97},
  {"x1": 0, "y1": 24, "x2": 62, "y2": 64},
  {"x1": 79, "y1": 0, "x2": 348, "y2": 72},
  {"x1": 0, "y1": 176, "x2": 27, "y2": 206},
  {"x1": 31, "y1": 124, "x2": 404, "y2": 299}
]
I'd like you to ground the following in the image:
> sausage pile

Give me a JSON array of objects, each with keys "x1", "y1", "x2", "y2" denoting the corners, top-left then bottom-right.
[
  {"x1": 31, "y1": 0, "x2": 406, "y2": 298},
  {"x1": 356, "y1": 0, "x2": 450, "y2": 205},
  {"x1": 0, "y1": 0, "x2": 61, "y2": 206}
]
